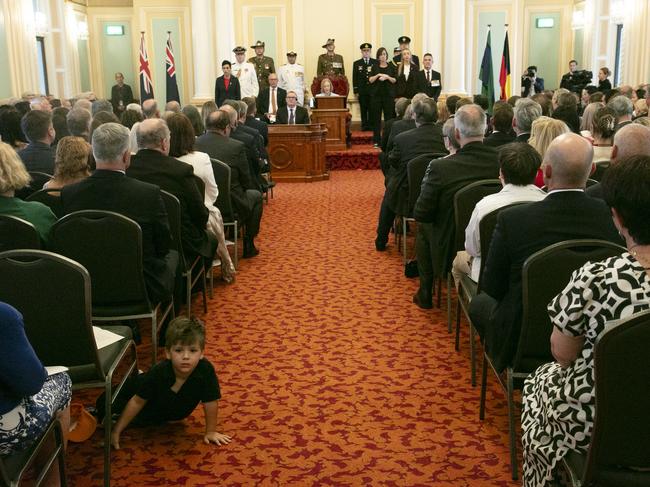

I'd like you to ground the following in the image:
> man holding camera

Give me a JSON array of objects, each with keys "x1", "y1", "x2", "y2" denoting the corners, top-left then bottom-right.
[
  {"x1": 521, "y1": 66, "x2": 544, "y2": 97},
  {"x1": 560, "y1": 60, "x2": 592, "y2": 94}
]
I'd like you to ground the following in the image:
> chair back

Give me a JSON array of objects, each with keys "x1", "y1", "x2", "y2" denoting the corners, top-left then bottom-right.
[
  {"x1": 26, "y1": 188, "x2": 64, "y2": 218},
  {"x1": 514, "y1": 239, "x2": 625, "y2": 371},
  {"x1": 406, "y1": 153, "x2": 445, "y2": 213},
  {"x1": 582, "y1": 310, "x2": 650, "y2": 486},
  {"x1": 453, "y1": 179, "x2": 502, "y2": 252},
  {"x1": 159, "y1": 190, "x2": 188, "y2": 270},
  {"x1": 0, "y1": 215, "x2": 41, "y2": 251},
  {"x1": 0, "y1": 250, "x2": 102, "y2": 374},
  {"x1": 210, "y1": 158, "x2": 235, "y2": 223},
  {"x1": 50, "y1": 210, "x2": 150, "y2": 308},
  {"x1": 15, "y1": 171, "x2": 52, "y2": 200}
]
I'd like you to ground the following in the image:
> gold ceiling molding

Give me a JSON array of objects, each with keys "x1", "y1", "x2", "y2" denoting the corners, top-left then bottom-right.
[{"x1": 86, "y1": 0, "x2": 133, "y2": 6}]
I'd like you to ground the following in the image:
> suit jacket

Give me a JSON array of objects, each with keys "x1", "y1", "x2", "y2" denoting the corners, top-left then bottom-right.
[
  {"x1": 18, "y1": 142, "x2": 55, "y2": 174},
  {"x1": 276, "y1": 105, "x2": 310, "y2": 124},
  {"x1": 386, "y1": 119, "x2": 416, "y2": 155},
  {"x1": 215, "y1": 76, "x2": 241, "y2": 107},
  {"x1": 478, "y1": 191, "x2": 622, "y2": 371},
  {"x1": 60, "y1": 170, "x2": 173, "y2": 301},
  {"x1": 230, "y1": 126, "x2": 263, "y2": 190},
  {"x1": 515, "y1": 133, "x2": 531, "y2": 143},
  {"x1": 393, "y1": 53, "x2": 420, "y2": 69},
  {"x1": 414, "y1": 141, "x2": 500, "y2": 276},
  {"x1": 521, "y1": 77, "x2": 545, "y2": 97},
  {"x1": 127, "y1": 149, "x2": 210, "y2": 258},
  {"x1": 414, "y1": 69, "x2": 442, "y2": 100},
  {"x1": 385, "y1": 123, "x2": 448, "y2": 215},
  {"x1": 484, "y1": 130, "x2": 516, "y2": 147},
  {"x1": 110, "y1": 84, "x2": 134, "y2": 113},
  {"x1": 352, "y1": 58, "x2": 378, "y2": 95},
  {"x1": 194, "y1": 132, "x2": 255, "y2": 220},
  {"x1": 380, "y1": 117, "x2": 399, "y2": 153},
  {"x1": 395, "y1": 66, "x2": 419, "y2": 99},
  {"x1": 256, "y1": 86, "x2": 287, "y2": 121},
  {"x1": 245, "y1": 116, "x2": 268, "y2": 146}
]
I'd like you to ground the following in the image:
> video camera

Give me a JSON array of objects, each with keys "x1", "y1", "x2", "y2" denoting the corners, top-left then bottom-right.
[{"x1": 561, "y1": 70, "x2": 593, "y2": 94}]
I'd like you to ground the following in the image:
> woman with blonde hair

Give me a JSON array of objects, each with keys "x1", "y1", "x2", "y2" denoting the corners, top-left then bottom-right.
[
  {"x1": 44, "y1": 136, "x2": 91, "y2": 191},
  {"x1": 436, "y1": 99, "x2": 450, "y2": 125},
  {"x1": 591, "y1": 106, "x2": 617, "y2": 164},
  {"x1": 528, "y1": 116, "x2": 570, "y2": 187},
  {"x1": 0, "y1": 142, "x2": 57, "y2": 243},
  {"x1": 395, "y1": 48, "x2": 418, "y2": 99}
]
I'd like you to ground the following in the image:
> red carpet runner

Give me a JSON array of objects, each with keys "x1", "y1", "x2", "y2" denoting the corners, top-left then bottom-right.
[
  {"x1": 67, "y1": 171, "x2": 521, "y2": 486},
  {"x1": 326, "y1": 131, "x2": 380, "y2": 170}
]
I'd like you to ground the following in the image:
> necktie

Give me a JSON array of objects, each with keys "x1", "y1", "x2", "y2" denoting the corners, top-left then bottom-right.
[
  {"x1": 271, "y1": 88, "x2": 277, "y2": 114},
  {"x1": 365, "y1": 59, "x2": 368, "y2": 66},
  {"x1": 426, "y1": 71, "x2": 430, "y2": 83},
  {"x1": 289, "y1": 109, "x2": 294, "y2": 125}
]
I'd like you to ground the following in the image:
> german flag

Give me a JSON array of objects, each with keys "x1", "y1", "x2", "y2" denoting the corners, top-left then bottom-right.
[{"x1": 499, "y1": 31, "x2": 511, "y2": 100}]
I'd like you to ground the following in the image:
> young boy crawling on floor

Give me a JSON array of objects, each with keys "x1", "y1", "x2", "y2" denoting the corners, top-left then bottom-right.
[{"x1": 106, "y1": 317, "x2": 232, "y2": 449}]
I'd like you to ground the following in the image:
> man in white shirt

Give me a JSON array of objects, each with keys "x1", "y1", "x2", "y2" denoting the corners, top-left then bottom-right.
[
  {"x1": 231, "y1": 46, "x2": 259, "y2": 98},
  {"x1": 451, "y1": 143, "x2": 546, "y2": 287},
  {"x1": 277, "y1": 50, "x2": 306, "y2": 106}
]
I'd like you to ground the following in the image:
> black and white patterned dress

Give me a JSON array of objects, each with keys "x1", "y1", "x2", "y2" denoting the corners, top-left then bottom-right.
[{"x1": 521, "y1": 253, "x2": 650, "y2": 486}]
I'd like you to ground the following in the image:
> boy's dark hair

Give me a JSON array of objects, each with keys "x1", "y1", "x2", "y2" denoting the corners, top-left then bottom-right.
[
  {"x1": 497, "y1": 142, "x2": 541, "y2": 186},
  {"x1": 165, "y1": 317, "x2": 206, "y2": 349}
]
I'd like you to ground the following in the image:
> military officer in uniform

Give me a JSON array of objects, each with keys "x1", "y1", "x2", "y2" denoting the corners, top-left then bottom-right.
[
  {"x1": 278, "y1": 50, "x2": 306, "y2": 106},
  {"x1": 353, "y1": 43, "x2": 377, "y2": 131},
  {"x1": 392, "y1": 36, "x2": 420, "y2": 69},
  {"x1": 317, "y1": 39, "x2": 345, "y2": 76},
  {"x1": 231, "y1": 46, "x2": 259, "y2": 99},
  {"x1": 248, "y1": 40, "x2": 275, "y2": 92}
]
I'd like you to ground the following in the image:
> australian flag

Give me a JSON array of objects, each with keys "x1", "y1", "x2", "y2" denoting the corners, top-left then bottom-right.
[
  {"x1": 139, "y1": 32, "x2": 154, "y2": 101},
  {"x1": 165, "y1": 32, "x2": 180, "y2": 103}
]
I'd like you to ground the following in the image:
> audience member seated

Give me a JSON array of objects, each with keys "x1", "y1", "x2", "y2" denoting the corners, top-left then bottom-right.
[
  {"x1": 441, "y1": 118, "x2": 460, "y2": 155},
  {"x1": 484, "y1": 102, "x2": 515, "y2": 147},
  {"x1": 18, "y1": 110, "x2": 56, "y2": 174},
  {"x1": 551, "y1": 91, "x2": 580, "y2": 133},
  {"x1": 201, "y1": 101, "x2": 218, "y2": 132},
  {"x1": 412, "y1": 104, "x2": 500, "y2": 308},
  {"x1": 129, "y1": 99, "x2": 161, "y2": 154},
  {"x1": 587, "y1": 123, "x2": 650, "y2": 199},
  {"x1": 451, "y1": 143, "x2": 546, "y2": 287},
  {"x1": 0, "y1": 142, "x2": 56, "y2": 244},
  {"x1": 435, "y1": 99, "x2": 449, "y2": 125},
  {"x1": 128, "y1": 118, "x2": 214, "y2": 262},
  {"x1": 608, "y1": 94, "x2": 634, "y2": 131},
  {"x1": 635, "y1": 116, "x2": 650, "y2": 127},
  {"x1": 242, "y1": 97, "x2": 269, "y2": 147},
  {"x1": 43, "y1": 136, "x2": 91, "y2": 192},
  {"x1": 120, "y1": 108, "x2": 144, "y2": 131},
  {"x1": 0, "y1": 107, "x2": 28, "y2": 150},
  {"x1": 468, "y1": 133, "x2": 622, "y2": 372},
  {"x1": 256, "y1": 73, "x2": 287, "y2": 124},
  {"x1": 578, "y1": 101, "x2": 604, "y2": 140},
  {"x1": 276, "y1": 91, "x2": 310, "y2": 124},
  {"x1": 181, "y1": 104, "x2": 205, "y2": 137},
  {"x1": 195, "y1": 110, "x2": 263, "y2": 258},
  {"x1": 512, "y1": 98, "x2": 542, "y2": 142},
  {"x1": 0, "y1": 302, "x2": 72, "y2": 461},
  {"x1": 221, "y1": 103, "x2": 264, "y2": 191},
  {"x1": 445, "y1": 95, "x2": 460, "y2": 115},
  {"x1": 66, "y1": 108, "x2": 92, "y2": 141},
  {"x1": 531, "y1": 93, "x2": 551, "y2": 117},
  {"x1": 165, "y1": 101, "x2": 181, "y2": 114},
  {"x1": 167, "y1": 112, "x2": 236, "y2": 282},
  {"x1": 590, "y1": 106, "x2": 617, "y2": 165},
  {"x1": 375, "y1": 98, "x2": 446, "y2": 251},
  {"x1": 529, "y1": 117, "x2": 570, "y2": 187},
  {"x1": 379, "y1": 97, "x2": 409, "y2": 164},
  {"x1": 385, "y1": 93, "x2": 429, "y2": 154},
  {"x1": 521, "y1": 155, "x2": 650, "y2": 486},
  {"x1": 91, "y1": 99, "x2": 114, "y2": 117},
  {"x1": 51, "y1": 107, "x2": 71, "y2": 147},
  {"x1": 61, "y1": 122, "x2": 178, "y2": 303}
]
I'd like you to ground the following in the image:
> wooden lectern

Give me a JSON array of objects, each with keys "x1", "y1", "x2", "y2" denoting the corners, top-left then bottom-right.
[
  {"x1": 267, "y1": 123, "x2": 328, "y2": 182},
  {"x1": 311, "y1": 96, "x2": 348, "y2": 151}
]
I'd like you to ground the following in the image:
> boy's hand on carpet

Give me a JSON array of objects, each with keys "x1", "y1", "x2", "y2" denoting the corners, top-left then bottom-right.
[{"x1": 204, "y1": 432, "x2": 232, "y2": 446}]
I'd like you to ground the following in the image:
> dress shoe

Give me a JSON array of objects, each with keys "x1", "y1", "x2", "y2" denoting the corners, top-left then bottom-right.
[
  {"x1": 413, "y1": 292, "x2": 433, "y2": 309},
  {"x1": 375, "y1": 239, "x2": 387, "y2": 251},
  {"x1": 243, "y1": 239, "x2": 259, "y2": 258}
]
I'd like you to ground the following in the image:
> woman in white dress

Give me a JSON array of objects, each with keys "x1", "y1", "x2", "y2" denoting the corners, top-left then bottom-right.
[{"x1": 167, "y1": 112, "x2": 236, "y2": 283}]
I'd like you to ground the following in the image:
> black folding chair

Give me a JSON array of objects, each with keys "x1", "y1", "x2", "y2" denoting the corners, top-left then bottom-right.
[
  {"x1": 479, "y1": 239, "x2": 625, "y2": 480},
  {"x1": 26, "y1": 188, "x2": 64, "y2": 218},
  {"x1": 562, "y1": 310, "x2": 650, "y2": 486},
  {"x1": 0, "y1": 250, "x2": 138, "y2": 487},
  {"x1": 50, "y1": 210, "x2": 174, "y2": 365},
  {"x1": 0, "y1": 215, "x2": 40, "y2": 251},
  {"x1": 15, "y1": 172, "x2": 52, "y2": 200}
]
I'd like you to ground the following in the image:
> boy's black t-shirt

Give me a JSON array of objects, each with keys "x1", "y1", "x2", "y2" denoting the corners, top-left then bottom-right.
[{"x1": 133, "y1": 358, "x2": 220, "y2": 425}]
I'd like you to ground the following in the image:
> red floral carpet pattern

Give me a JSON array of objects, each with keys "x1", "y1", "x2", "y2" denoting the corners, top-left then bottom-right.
[
  {"x1": 326, "y1": 146, "x2": 380, "y2": 170},
  {"x1": 66, "y1": 171, "x2": 521, "y2": 486},
  {"x1": 351, "y1": 131, "x2": 373, "y2": 146}
]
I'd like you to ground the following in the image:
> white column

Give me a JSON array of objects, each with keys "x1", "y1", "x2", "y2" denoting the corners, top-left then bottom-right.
[
  {"x1": 443, "y1": 0, "x2": 466, "y2": 93},
  {"x1": 191, "y1": 0, "x2": 216, "y2": 102},
  {"x1": 3, "y1": 0, "x2": 40, "y2": 96},
  {"x1": 215, "y1": 0, "x2": 235, "y2": 68},
  {"x1": 422, "y1": 0, "x2": 442, "y2": 73}
]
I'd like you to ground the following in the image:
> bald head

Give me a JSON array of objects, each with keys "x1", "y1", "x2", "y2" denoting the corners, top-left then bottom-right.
[
  {"x1": 612, "y1": 124, "x2": 650, "y2": 163},
  {"x1": 136, "y1": 118, "x2": 170, "y2": 153},
  {"x1": 142, "y1": 99, "x2": 159, "y2": 119},
  {"x1": 220, "y1": 104, "x2": 238, "y2": 128},
  {"x1": 543, "y1": 133, "x2": 594, "y2": 189},
  {"x1": 206, "y1": 109, "x2": 231, "y2": 133}
]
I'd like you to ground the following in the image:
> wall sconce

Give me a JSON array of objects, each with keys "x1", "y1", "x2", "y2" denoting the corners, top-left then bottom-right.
[
  {"x1": 571, "y1": 10, "x2": 585, "y2": 30},
  {"x1": 77, "y1": 21, "x2": 89, "y2": 40},
  {"x1": 610, "y1": 0, "x2": 626, "y2": 24},
  {"x1": 34, "y1": 11, "x2": 48, "y2": 36}
]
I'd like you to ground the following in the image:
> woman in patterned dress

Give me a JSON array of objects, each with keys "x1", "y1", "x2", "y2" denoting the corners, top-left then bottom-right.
[{"x1": 521, "y1": 154, "x2": 650, "y2": 486}]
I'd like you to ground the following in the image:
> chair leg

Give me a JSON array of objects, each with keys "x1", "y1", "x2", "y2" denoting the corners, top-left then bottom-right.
[
  {"x1": 479, "y1": 354, "x2": 488, "y2": 420},
  {"x1": 507, "y1": 370, "x2": 519, "y2": 480},
  {"x1": 402, "y1": 217, "x2": 408, "y2": 265},
  {"x1": 201, "y1": 268, "x2": 208, "y2": 313},
  {"x1": 470, "y1": 323, "x2": 477, "y2": 387},
  {"x1": 103, "y1": 381, "x2": 112, "y2": 487},
  {"x1": 208, "y1": 266, "x2": 214, "y2": 299},
  {"x1": 151, "y1": 314, "x2": 158, "y2": 365},
  {"x1": 436, "y1": 277, "x2": 442, "y2": 308},
  {"x1": 455, "y1": 298, "x2": 461, "y2": 351},
  {"x1": 233, "y1": 224, "x2": 238, "y2": 270},
  {"x1": 447, "y1": 272, "x2": 452, "y2": 333}
]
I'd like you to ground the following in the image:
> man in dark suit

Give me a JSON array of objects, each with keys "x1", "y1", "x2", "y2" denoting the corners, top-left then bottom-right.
[
  {"x1": 375, "y1": 98, "x2": 447, "y2": 251},
  {"x1": 353, "y1": 43, "x2": 377, "y2": 131},
  {"x1": 18, "y1": 110, "x2": 56, "y2": 174},
  {"x1": 414, "y1": 53, "x2": 442, "y2": 100},
  {"x1": 242, "y1": 96, "x2": 269, "y2": 146},
  {"x1": 221, "y1": 103, "x2": 264, "y2": 191},
  {"x1": 513, "y1": 98, "x2": 542, "y2": 142},
  {"x1": 127, "y1": 119, "x2": 214, "y2": 260},
  {"x1": 484, "y1": 102, "x2": 516, "y2": 147},
  {"x1": 384, "y1": 93, "x2": 429, "y2": 155},
  {"x1": 215, "y1": 60, "x2": 241, "y2": 107},
  {"x1": 195, "y1": 110, "x2": 263, "y2": 258},
  {"x1": 256, "y1": 73, "x2": 286, "y2": 124},
  {"x1": 521, "y1": 65, "x2": 544, "y2": 97},
  {"x1": 60, "y1": 123, "x2": 177, "y2": 304},
  {"x1": 469, "y1": 133, "x2": 622, "y2": 371},
  {"x1": 392, "y1": 36, "x2": 420, "y2": 69},
  {"x1": 379, "y1": 97, "x2": 410, "y2": 175},
  {"x1": 412, "y1": 104, "x2": 500, "y2": 308},
  {"x1": 276, "y1": 91, "x2": 310, "y2": 124}
]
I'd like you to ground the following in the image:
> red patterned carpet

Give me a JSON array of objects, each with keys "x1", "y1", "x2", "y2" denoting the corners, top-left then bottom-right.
[
  {"x1": 326, "y1": 131, "x2": 380, "y2": 170},
  {"x1": 67, "y1": 170, "x2": 521, "y2": 486}
]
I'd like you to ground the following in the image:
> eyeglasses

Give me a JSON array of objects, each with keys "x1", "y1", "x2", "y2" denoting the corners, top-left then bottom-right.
[{"x1": 286, "y1": 96, "x2": 297, "y2": 99}]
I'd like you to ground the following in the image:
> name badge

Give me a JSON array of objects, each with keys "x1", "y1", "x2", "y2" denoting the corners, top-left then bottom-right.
[
  {"x1": 332, "y1": 62, "x2": 342, "y2": 69},
  {"x1": 367, "y1": 66, "x2": 372, "y2": 72},
  {"x1": 265, "y1": 64, "x2": 269, "y2": 69},
  {"x1": 296, "y1": 72, "x2": 303, "y2": 77},
  {"x1": 431, "y1": 80, "x2": 440, "y2": 87}
]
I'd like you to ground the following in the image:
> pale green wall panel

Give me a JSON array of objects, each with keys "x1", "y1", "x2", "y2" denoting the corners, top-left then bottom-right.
[
  {"x1": 252, "y1": 17, "x2": 276, "y2": 61},
  {"x1": 528, "y1": 13, "x2": 561, "y2": 90},
  {"x1": 78, "y1": 39, "x2": 91, "y2": 93},
  {"x1": 100, "y1": 21, "x2": 135, "y2": 99},
  {"x1": 477, "y1": 12, "x2": 506, "y2": 99},
  {"x1": 381, "y1": 14, "x2": 404, "y2": 53},
  {"x1": 152, "y1": 19, "x2": 183, "y2": 104},
  {"x1": 0, "y1": 9, "x2": 13, "y2": 98},
  {"x1": 573, "y1": 29, "x2": 584, "y2": 67}
]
